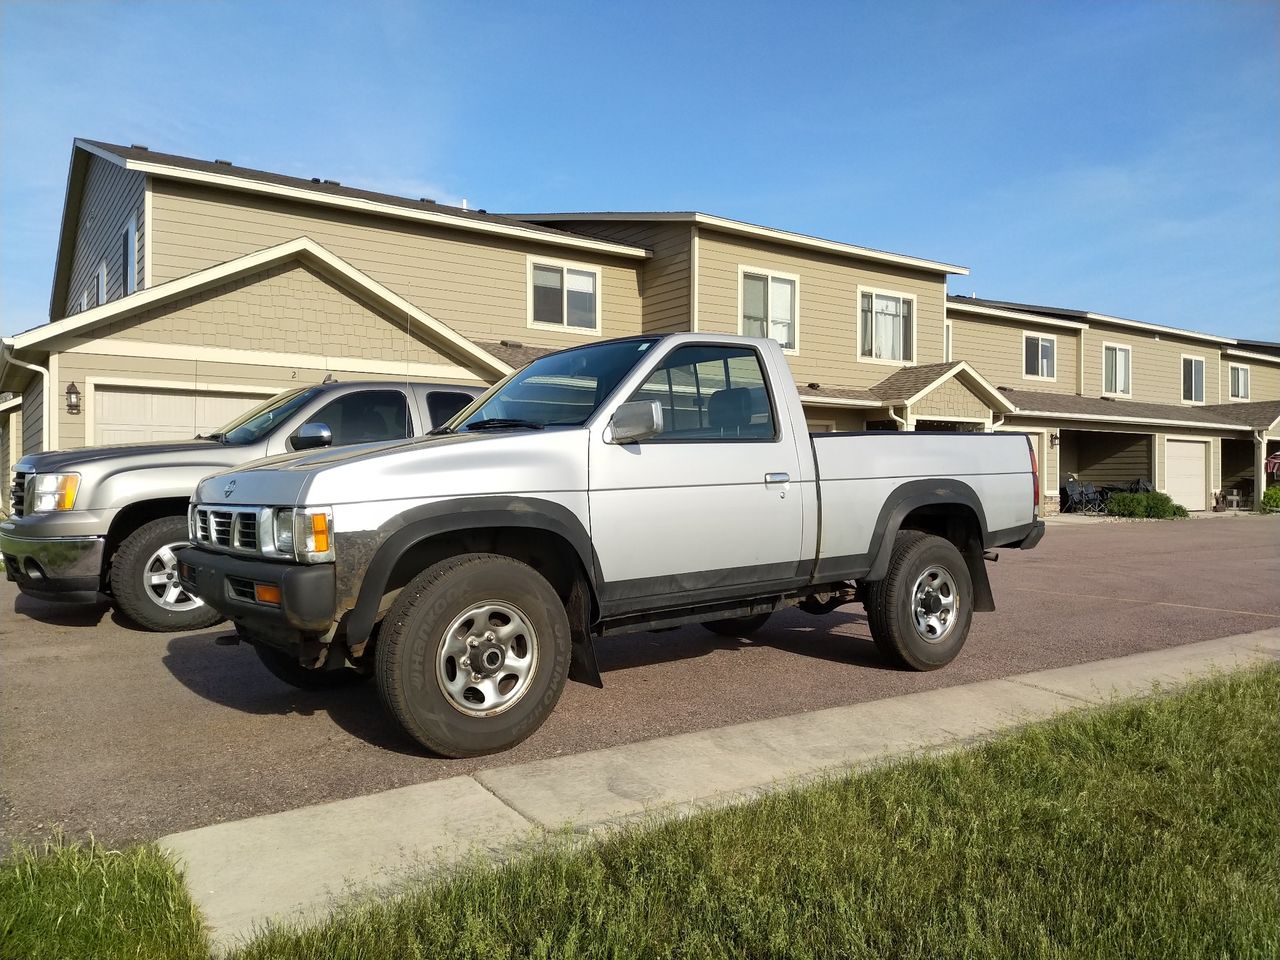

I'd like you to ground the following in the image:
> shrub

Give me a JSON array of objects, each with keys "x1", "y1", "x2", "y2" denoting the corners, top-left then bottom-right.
[
  {"x1": 1105, "y1": 491, "x2": 1188, "y2": 519},
  {"x1": 1262, "y1": 484, "x2": 1280, "y2": 513}
]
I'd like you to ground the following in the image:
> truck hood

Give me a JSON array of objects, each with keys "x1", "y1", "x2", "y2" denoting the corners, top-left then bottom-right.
[{"x1": 16, "y1": 438, "x2": 239, "y2": 474}]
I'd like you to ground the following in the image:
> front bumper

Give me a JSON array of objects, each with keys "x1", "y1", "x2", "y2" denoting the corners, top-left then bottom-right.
[
  {"x1": 0, "y1": 525, "x2": 105, "y2": 602},
  {"x1": 176, "y1": 546, "x2": 337, "y2": 650}
]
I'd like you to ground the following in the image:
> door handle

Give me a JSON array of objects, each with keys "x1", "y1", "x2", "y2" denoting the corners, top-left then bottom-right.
[{"x1": 764, "y1": 472, "x2": 791, "y2": 484}]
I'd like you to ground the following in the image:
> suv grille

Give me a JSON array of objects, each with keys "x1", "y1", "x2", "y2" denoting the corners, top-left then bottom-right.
[
  {"x1": 10, "y1": 472, "x2": 28, "y2": 517},
  {"x1": 192, "y1": 506, "x2": 265, "y2": 557}
]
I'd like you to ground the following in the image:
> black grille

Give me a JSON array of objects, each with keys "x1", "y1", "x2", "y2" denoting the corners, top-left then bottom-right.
[
  {"x1": 192, "y1": 505, "x2": 265, "y2": 557},
  {"x1": 234, "y1": 513, "x2": 258, "y2": 551},
  {"x1": 227, "y1": 576, "x2": 256, "y2": 601},
  {"x1": 208, "y1": 511, "x2": 233, "y2": 547},
  {"x1": 10, "y1": 472, "x2": 28, "y2": 517}
]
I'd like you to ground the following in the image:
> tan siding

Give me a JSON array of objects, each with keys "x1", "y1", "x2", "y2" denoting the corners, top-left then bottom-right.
[
  {"x1": 149, "y1": 182, "x2": 643, "y2": 349},
  {"x1": 1075, "y1": 432, "x2": 1153, "y2": 485},
  {"x1": 1083, "y1": 321, "x2": 1222, "y2": 406},
  {"x1": 801, "y1": 407, "x2": 868, "y2": 432},
  {"x1": 537, "y1": 221, "x2": 692, "y2": 334},
  {"x1": 694, "y1": 228, "x2": 947, "y2": 391},
  {"x1": 1220, "y1": 437, "x2": 1255, "y2": 493},
  {"x1": 948, "y1": 315, "x2": 1080, "y2": 394},
  {"x1": 22, "y1": 380, "x2": 43, "y2": 455},
  {"x1": 62, "y1": 156, "x2": 146, "y2": 318},
  {"x1": 1, "y1": 412, "x2": 12, "y2": 511},
  {"x1": 909, "y1": 377, "x2": 991, "y2": 421}
]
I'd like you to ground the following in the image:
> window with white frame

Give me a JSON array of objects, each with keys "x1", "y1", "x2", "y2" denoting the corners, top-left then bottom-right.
[
  {"x1": 530, "y1": 261, "x2": 599, "y2": 331},
  {"x1": 1023, "y1": 333, "x2": 1056, "y2": 379},
  {"x1": 96, "y1": 260, "x2": 107, "y2": 305},
  {"x1": 1229, "y1": 364, "x2": 1250, "y2": 400},
  {"x1": 1181, "y1": 355, "x2": 1205, "y2": 403},
  {"x1": 1103, "y1": 343, "x2": 1131, "y2": 396},
  {"x1": 943, "y1": 320, "x2": 953, "y2": 362},
  {"x1": 859, "y1": 290, "x2": 914, "y2": 362},
  {"x1": 122, "y1": 216, "x2": 138, "y2": 294},
  {"x1": 741, "y1": 271, "x2": 796, "y2": 350}
]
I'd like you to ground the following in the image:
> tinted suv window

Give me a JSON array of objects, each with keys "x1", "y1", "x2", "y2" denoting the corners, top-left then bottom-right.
[
  {"x1": 298, "y1": 390, "x2": 411, "y2": 447},
  {"x1": 629, "y1": 345, "x2": 776, "y2": 440},
  {"x1": 426, "y1": 390, "x2": 475, "y2": 428}
]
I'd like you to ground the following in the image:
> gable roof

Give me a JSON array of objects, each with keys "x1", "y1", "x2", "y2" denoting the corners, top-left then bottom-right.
[
  {"x1": 510, "y1": 212, "x2": 969, "y2": 276},
  {"x1": 1201, "y1": 400, "x2": 1280, "y2": 432},
  {"x1": 998, "y1": 387, "x2": 1249, "y2": 431},
  {"x1": 7, "y1": 237, "x2": 513, "y2": 381},
  {"x1": 869, "y1": 360, "x2": 1016, "y2": 413}
]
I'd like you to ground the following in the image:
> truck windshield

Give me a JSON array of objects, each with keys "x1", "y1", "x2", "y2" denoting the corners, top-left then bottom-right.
[
  {"x1": 453, "y1": 338, "x2": 660, "y2": 431},
  {"x1": 216, "y1": 387, "x2": 324, "y2": 445}
]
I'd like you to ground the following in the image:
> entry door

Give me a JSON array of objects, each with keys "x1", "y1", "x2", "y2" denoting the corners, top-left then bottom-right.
[{"x1": 589, "y1": 343, "x2": 804, "y2": 602}]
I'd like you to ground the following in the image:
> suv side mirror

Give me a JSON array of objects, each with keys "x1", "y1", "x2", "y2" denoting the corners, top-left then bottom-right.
[
  {"x1": 293, "y1": 422, "x2": 333, "y2": 451},
  {"x1": 609, "y1": 400, "x2": 663, "y2": 443}
]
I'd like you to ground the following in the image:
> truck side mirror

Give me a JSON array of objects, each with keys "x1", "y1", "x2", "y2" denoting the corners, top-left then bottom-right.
[
  {"x1": 609, "y1": 400, "x2": 663, "y2": 443},
  {"x1": 293, "y1": 422, "x2": 333, "y2": 450}
]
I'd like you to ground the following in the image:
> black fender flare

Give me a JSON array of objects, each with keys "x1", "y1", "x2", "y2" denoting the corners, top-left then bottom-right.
[{"x1": 864, "y1": 478, "x2": 995, "y2": 612}]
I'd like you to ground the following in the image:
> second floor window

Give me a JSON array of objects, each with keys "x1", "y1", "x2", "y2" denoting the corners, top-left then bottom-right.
[
  {"x1": 1023, "y1": 334, "x2": 1056, "y2": 379},
  {"x1": 1230, "y1": 364, "x2": 1250, "y2": 400},
  {"x1": 530, "y1": 261, "x2": 599, "y2": 331},
  {"x1": 96, "y1": 260, "x2": 107, "y2": 305},
  {"x1": 1103, "y1": 343, "x2": 1131, "y2": 396},
  {"x1": 122, "y1": 217, "x2": 138, "y2": 294},
  {"x1": 860, "y1": 291, "x2": 914, "y2": 363},
  {"x1": 741, "y1": 271, "x2": 796, "y2": 350},
  {"x1": 1182, "y1": 356, "x2": 1205, "y2": 403}
]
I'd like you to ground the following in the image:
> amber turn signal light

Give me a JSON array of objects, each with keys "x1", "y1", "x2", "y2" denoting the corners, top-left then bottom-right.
[{"x1": 253, "y1": 583, "x2": 282, "y2": 605}]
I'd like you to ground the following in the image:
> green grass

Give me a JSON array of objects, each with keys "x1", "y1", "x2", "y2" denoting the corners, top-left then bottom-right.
[
  {"x1": 5, "y1": 668, "x2": 1277, "y2": 960},
  {"x1": 0, "y1": 836, "x2": 208, "y2": 960}
]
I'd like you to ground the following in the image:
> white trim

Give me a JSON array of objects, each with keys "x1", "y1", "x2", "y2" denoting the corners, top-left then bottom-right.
[
  {"x1": 946, "y1": 300, "x2": 1088, "y2": 330},
  {"x1": 856, "y1": 285, "x2": 918, "y2": 367},
  {"x1": 1007, "y1": 408, "x2": 1245, "y2": 431},
  {"x1": 84, "y1": 375, "x2": 280, "y2": 445},
  {"x1": 95, "y1": 259, "x2": 107, "y2": 305},
  {"x1": 943, "y1": 319, "x2": 953, "y2": 362},
  {"x1": 1223, "y1": 347, "x2": 1280, "y2": 365},
  {"x1": 1, "y1": 348, "x2": 50, "y2": 452},
  {"x1": 690, "y1": 225, "x2": 700, "y2": 333},
  {"x1": 122, "y1": 214, "x2": 138, "y2": 295},
  {"x1": 8, "y1": 237, "x2": 512, "y2": 378},
  {"x1": 74, "y1": 142, "x2": 650, "y2": 262},
  {"x1": 738, "y1": 264, "x2": 800, "y2": 355},
  {"x1": 1180, "y1": 353, "x2": 1206, "y2": 405},
  {"x1": 63, "y1": 339, "x2": 488, "y2": 383},
  {"x1": 48, "y1": 352, "x2": 59, "y2": 449},
  {"x1": 1021, "y1": 331, "x2": 1057, "y2": 382},
  {"x1": 142, "y1": 181, "x2": 153, "y2": 289},
  {"x1": 511, "y1": 211, "x2": 969, "y2": 275},
  {"x1": 1085, "y1": 311, "x2": 1233, "y2": 346},
  {"x1": 1101, "y1": 341, "x2": 1133, "y2": 398},
  {"x1": 796, "y1": 394, "x2": 883, "y2": 409},
  {"x1": 0, "y1": 395, "x2": 21, "y2": 415},
  {"x1": 1227, "y1": 362, "x2": 1251, "y2": 401},
  {"x1": 526, "y1": 255, "x2": 603, "y2": 337}
]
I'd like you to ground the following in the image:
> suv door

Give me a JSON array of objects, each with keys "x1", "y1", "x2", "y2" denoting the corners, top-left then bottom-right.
[
  {"x1": 588, "y1": 343, "x2": 805, "y2": 606},
  {"x1": 288, "y1": 389, "x2": 413, "y2": 451}
]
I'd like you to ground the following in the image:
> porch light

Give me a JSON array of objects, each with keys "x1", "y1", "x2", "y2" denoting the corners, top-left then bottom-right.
[
  {"x1": 1049, "y1": 432, "x2": 1060, "y2": 449},
  {"x1": 65, "y1": 381, "x2": 81, "y2": 415}
]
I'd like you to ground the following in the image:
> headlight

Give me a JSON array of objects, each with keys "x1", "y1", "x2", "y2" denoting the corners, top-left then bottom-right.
[
  {"x1": 28, "y1": 473, "x2": 80, "y2": 513},
  {"x1": 274, "y1": 508, "x2": 295, "y2": 554},
  {"x1": 267, "y1": 506, "x2": 333, "y2": 563}
]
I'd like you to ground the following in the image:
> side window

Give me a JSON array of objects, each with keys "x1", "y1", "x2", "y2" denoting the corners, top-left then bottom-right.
[
  {"x1": 426, "y1": 390, "x2": 475, "y2": 428},
  {"x1": 628, "y1": 345, "x2": 776, "y2": 440},
  {"x1": 299, "y1": 390, "x2": 411, "y2": 447}
]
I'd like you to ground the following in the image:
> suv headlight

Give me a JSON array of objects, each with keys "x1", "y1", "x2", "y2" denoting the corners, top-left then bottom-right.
[
  {"x1": 268, "y1": 506, "x2": 333, "y2": 563},
  {"x1": 28, "y1": 473, "x2": 81, "y2": 513}
]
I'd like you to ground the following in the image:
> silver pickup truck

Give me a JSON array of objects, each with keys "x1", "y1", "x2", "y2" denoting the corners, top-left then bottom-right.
[
  {"x1": 178, "y1": 334, "x2": 1044, "y2": 756},
  {"x1": 1, "y1": 380, "x2": 480, "y2": 630}
]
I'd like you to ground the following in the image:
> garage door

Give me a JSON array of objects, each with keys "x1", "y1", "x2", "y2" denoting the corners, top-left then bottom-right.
[
  {"x1": 1165, "y1": 439, "x2": 1207, "y2": 511},
  {"x1": 94, "y1": 386, "x2": 265, "y2": 445}
]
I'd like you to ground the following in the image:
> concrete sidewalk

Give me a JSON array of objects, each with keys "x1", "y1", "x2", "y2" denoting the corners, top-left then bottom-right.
[{"x1": 163, "y1": 627, "x2": 1280, "y2": 951}]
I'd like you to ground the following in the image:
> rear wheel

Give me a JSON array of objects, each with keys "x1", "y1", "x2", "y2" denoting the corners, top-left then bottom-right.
[
  {"x1": 376, "y1": 553, "x2": 572, "y2": 757},
  {"x1": 110, "y1": 516, "x2": 223, "y2": 632},
  {"x1": 701, "y1": 612, "x2": 773, "y2": 637},
  {"x1": 865, "y1": 531, "x2": 973, "y2": 671}
]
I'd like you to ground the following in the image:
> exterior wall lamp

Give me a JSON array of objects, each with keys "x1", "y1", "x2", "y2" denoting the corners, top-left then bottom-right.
[
  {"x1": 65, "y1": 381, "x2": 81, "y2": 415},
  {"x1": 1049, "y1": 432, "x2": 1060, "y2": 449}
]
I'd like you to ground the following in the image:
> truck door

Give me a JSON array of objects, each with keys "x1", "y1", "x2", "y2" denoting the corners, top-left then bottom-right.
[{"x1": 589, "y1": 342, "x2": 805, "y2": 606}]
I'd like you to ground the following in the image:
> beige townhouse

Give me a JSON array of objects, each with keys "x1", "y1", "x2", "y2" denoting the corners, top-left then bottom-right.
[{"x1": 2, "y1": 139, "x2": 1277, "y2": 514}]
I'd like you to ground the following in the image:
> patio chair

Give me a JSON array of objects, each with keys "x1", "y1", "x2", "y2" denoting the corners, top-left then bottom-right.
[
  {"x1": 1063, "y1": 477, "x2": 1086, "y2": 513},
  {"x1": 1081, "y1": 481, "x2": 1107, "y2": 515}
]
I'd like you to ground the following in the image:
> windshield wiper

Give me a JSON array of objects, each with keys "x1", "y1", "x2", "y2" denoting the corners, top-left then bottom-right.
[
  {"x1": 463, "y1": 418, "x2": 545, "y2": 432},
  {"x1": 428, "y1": 425, "x2": 453, "y2": 436},
  {"x1": 195, "y1": 432, "x2": 227, "y2": 443}
]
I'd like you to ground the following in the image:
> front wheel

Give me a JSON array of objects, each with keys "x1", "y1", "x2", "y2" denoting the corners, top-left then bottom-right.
[
  {"x1": 110, "y1": 516, "x2": 223, "y2": 632},
  {"x1": 864, "y1": 531, "x2": 973, "y2": 671},
  {"x1": 375, "y1": 553, "x2": 572, "y2": 757}
]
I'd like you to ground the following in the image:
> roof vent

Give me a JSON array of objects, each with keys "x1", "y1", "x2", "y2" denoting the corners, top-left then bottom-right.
[
  {"x1": 419, "y1": 197, "x2": 434, "y2": 203},
  {"x1": 997, "y1": 385, "x2": 1012, "y2": 392},
  {"x1": 500, "y1": 339, "x2": 524, "y2": 348},
  {"x1": 322, "y1": 179, "x2": 340, "y2": 185},
  {"x1": 311, "y1": 177, "x2": 321, "y2": 183},
  {"x1": 477, "y1": 208, "x2": 487, "y2": 214},
  {"x1": 130, "y1": 143, "x2": 149, "y2": 150},
  {"x1": 1101, "y1": 395, "x2": 1116, "y2": 401},
  {"x1": 213, "y1": 159, "x2": 232, "y2": 166},
  {"x1": 807, "y1": 382, "x2": 821, "y2": 390}
]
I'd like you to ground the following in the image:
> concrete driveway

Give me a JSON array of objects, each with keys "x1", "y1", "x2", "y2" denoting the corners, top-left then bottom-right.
[{"x1": 2, "y1": 514, "x2": 1277, "y2": 847}]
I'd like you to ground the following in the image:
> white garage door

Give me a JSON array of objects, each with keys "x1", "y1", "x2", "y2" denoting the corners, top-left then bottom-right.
[
  {"x1": 94, "y1": 386, "x2": 265, "y2": 445},
  {"x1": 1165, "y1": 439, "x2": 1208, "y2": 511}
]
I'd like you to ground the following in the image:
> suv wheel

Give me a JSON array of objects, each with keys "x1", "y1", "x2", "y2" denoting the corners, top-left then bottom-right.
[
  {"x1": 376, "y1": 553, "x2": 572, "y2": 757},
  {"x1": 110, "y1": 516, "x2": 223, "y2": 632}
]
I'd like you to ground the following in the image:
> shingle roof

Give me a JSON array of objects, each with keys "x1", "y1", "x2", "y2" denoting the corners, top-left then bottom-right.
[
  {"x1": 868, "y1": 362, "x2": 963, "y2": 401},
  {"x1": 477, "y1": 340, "x2": 557, "y2": 370},
  {"x1": 999, "y1": 388, "x2": 1250, "y2": 429},
  {"x1": 795, "y1": 383, "x2": 882, "y2": 404},
  {"x1": 1201, "y1": 400, "x2": 1280, "y2": 431}
]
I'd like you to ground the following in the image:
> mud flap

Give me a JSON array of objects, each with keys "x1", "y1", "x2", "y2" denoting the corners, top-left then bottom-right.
[{"x1": 567, "y1": 576, "x2": 604, "y2": 687}]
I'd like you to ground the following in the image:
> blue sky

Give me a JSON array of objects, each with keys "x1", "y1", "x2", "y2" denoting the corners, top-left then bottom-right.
[{"x1": 1, "y1": 0, "x2": 1276, "y2": 339}]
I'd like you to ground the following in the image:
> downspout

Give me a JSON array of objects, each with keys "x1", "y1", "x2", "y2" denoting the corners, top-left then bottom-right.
[
  {"x1": 1254, "y1": 429, "x2": 1268, "y2": 510},
  {"x1": 0, "y1": 342, "x2": 51, "y2": 452},
  {"x1": 889, "y1": 405, "x2": 908, "y2": 431}
]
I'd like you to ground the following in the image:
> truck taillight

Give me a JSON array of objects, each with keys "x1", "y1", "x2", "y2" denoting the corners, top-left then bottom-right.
[{"x1": 1026, "y1": 435, "x2": 1040, "y2": 515}]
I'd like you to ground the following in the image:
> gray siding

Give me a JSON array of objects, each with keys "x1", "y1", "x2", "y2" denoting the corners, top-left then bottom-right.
[
  {"x1": 63, "y1": 156, "x2": 146, "y2": 318},
  {"x1": 22, "y1": 380, "x2": 43, "y2": 455}
]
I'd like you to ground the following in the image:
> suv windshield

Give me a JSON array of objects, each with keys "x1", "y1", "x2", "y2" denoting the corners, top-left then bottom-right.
[
  {"x1": 218, "y1": 387, "x2": 324, "y2": 445},
  {"x1": 453, "y1": 338, "x2": 659, "y2": 431}
]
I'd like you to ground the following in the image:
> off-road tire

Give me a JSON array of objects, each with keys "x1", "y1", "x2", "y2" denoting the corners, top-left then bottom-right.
[
  {"x1": 110, "y1": 516, "x2": 223, "y2": 632},
  {"x1": 865, "y1": 531, "x2": 973, "y2": 671},
  {"x1": 701, "y1": 612, "x2": 773, "y2": 637},
  {"x1": 376, "y1": 553, "x2": 572, "y2": 757},
  {"x1": 254, "y1": 643, "x2": 371, "y2": 690}
]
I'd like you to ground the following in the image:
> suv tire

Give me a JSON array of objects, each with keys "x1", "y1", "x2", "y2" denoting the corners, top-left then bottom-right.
[{"x1": 110, "y1": 516, "x2": 223, "y2": 633}]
